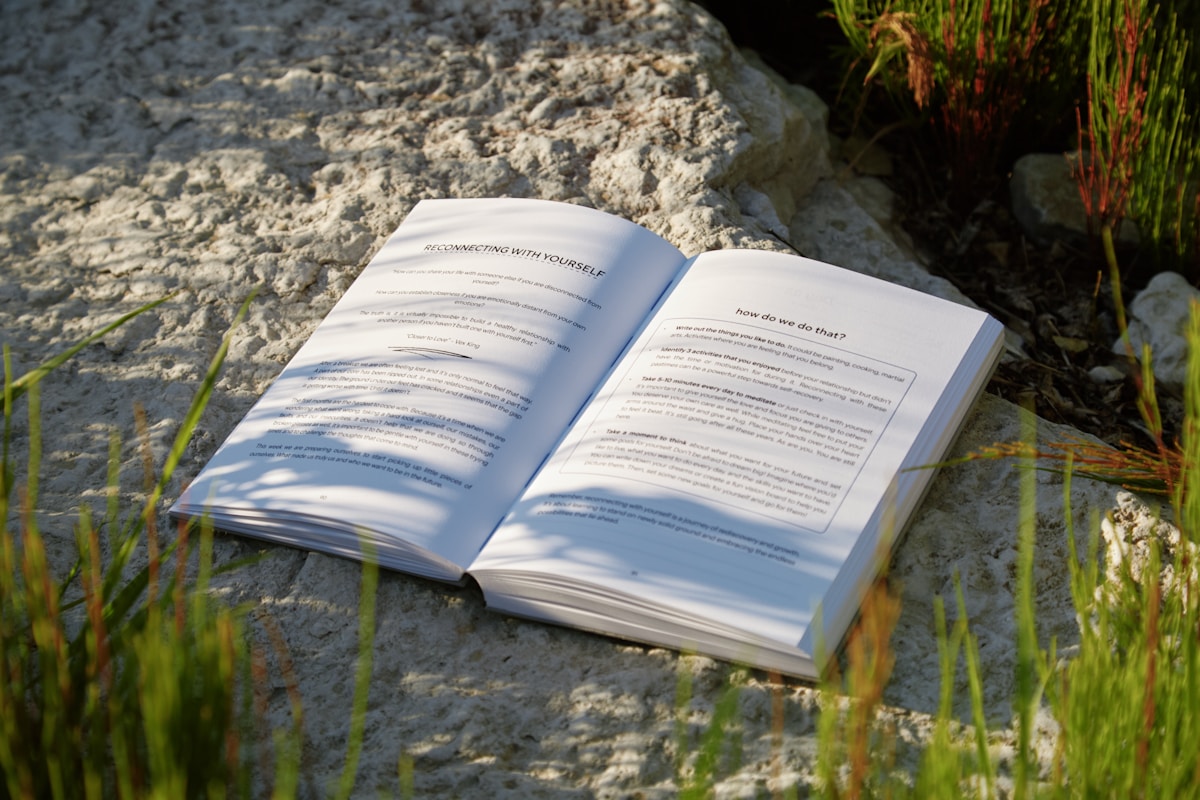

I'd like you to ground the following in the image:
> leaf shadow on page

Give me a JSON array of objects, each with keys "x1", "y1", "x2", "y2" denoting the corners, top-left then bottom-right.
[
  {"x1": 472, "y1": 481, "x2": 857, "y2": 655},
  {"x1": 174, "y1": 346, "x2": 553, "y2": 576}
]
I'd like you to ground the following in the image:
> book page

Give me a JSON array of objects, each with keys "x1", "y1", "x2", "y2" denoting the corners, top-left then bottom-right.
[
  {"x1": 173, "y1": 198, "x2": 684, "y2": 575},
  {"x1": 472, "y1": 248, "x2": 1001, "y2": 645}
]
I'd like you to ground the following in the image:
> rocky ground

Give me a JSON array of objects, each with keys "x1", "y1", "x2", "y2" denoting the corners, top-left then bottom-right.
[{"x1": 0, "y1": 0, "x2": 1167, "y2": 796}]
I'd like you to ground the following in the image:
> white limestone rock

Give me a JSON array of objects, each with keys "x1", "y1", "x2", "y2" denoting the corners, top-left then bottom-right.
[
  {"x1": 1119, "y1": 271, "x2": 1200, "y2": 388},
  {"x1": 0, "y1": 0, "x2": 1125, "y2": 794}
]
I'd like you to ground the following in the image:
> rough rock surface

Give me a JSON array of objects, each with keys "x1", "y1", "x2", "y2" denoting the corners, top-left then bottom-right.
[
  {"x1": 1101, "y1": 491, "x2": 1198, "y2": 600},
  {"x1": 2, "y1": 0, "x2": 1128, "y2": 795},
  {"x1": 1010, "y1": 152, "x2": 1090, "y2": 248}
]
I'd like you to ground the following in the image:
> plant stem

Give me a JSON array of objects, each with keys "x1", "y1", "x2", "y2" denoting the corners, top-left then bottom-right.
[{"x1": 1104, "y1": 224, "x2": 1129, "y2": 344}]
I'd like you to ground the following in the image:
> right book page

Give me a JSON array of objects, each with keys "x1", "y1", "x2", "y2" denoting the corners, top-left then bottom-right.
[{"x1": 470, "y1": 248, "x2": 1004, "y2": 670}]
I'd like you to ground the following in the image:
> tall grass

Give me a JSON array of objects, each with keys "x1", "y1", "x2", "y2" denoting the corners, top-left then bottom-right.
[
  {"x1": 1075, "y1": 0, "x2": 1200, "y2": 274},
  {"x1": 828, "y1": 0, "x2": 1200, "y2": 274},
  {"x1": 809, "y1": 358, "x2": 1198, "y2": 800},
  {"x1": 0, "y1": 295, "x2": 270, "y2": 798},
  {"x1": 807, "y1": 302, "x2": 1200, "y2": 799},
  {"x1": 1, "y1": 291, "x2": 404, "y2": 797}
]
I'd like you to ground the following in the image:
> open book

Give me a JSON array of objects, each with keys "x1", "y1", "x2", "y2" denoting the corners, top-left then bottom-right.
[{"x1": 171, "y1": 198, "x2": 1004, "y2": 679}]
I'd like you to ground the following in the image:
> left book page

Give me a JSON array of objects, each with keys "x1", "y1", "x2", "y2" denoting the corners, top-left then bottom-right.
[{"x1": 170, "y1": 198, "x2": 686, "y2": 581}]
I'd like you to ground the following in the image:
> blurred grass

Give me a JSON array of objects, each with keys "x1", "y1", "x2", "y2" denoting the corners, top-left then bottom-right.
[{"x1": 0, "y1": 294, "x2": 277, "y2": 799}]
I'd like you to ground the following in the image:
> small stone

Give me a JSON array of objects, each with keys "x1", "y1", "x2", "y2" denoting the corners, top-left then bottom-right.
[
  {"x1": 1118, "y1": 271, "x2": 1200, "y2": 388},
  {"x1": 1010, "y1": 153, "x2": 1087, "y2": 247},
  {"x1": 1088, "y1": 364, "x2": 1125, "y2": 383}
]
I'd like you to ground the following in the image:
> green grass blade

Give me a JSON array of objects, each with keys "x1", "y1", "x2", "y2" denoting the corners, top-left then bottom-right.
[
  {"x1": 6, "y1": 295, "x2": 175, "y2": 405},
  {"x1": 2, "y1": 346, "x2": 15, "y2": 519},
  {"x1": 146, "y1": 287, "x2": 260, "y2": 524},
  {"x1": 956, "y1": 579, "x2": 995, "y2": 796},
  {"x1": 680, "y1": 669, "x2": 745, "y2": 799},
  {"x1": 105, "y1": 287, "x2": 258, "y2": 604},
  {"x1": 1013, "y1": 406, "x2": 1040, "y2": 800},
  {"x1": 334, "y1": 534, "x2": 378, "y2": 800}
]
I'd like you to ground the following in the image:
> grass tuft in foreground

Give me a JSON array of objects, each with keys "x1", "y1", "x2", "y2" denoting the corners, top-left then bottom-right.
[
  {"x1": 0, "y1": 294, "x2": 282, "y2": 799},
  {"x1": 807, "y1": 319, "x2": 1200, "y2": 795}
]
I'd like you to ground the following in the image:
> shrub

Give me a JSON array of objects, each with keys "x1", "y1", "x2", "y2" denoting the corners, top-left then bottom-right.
[{"x1": 829, "y1": 0, "x2": 1085, "y2": 203}]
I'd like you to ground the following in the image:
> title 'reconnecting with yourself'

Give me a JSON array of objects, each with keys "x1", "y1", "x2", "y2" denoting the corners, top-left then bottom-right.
[{"x1": 424, "y1": 243, "x2": 607, "y2": 278}]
